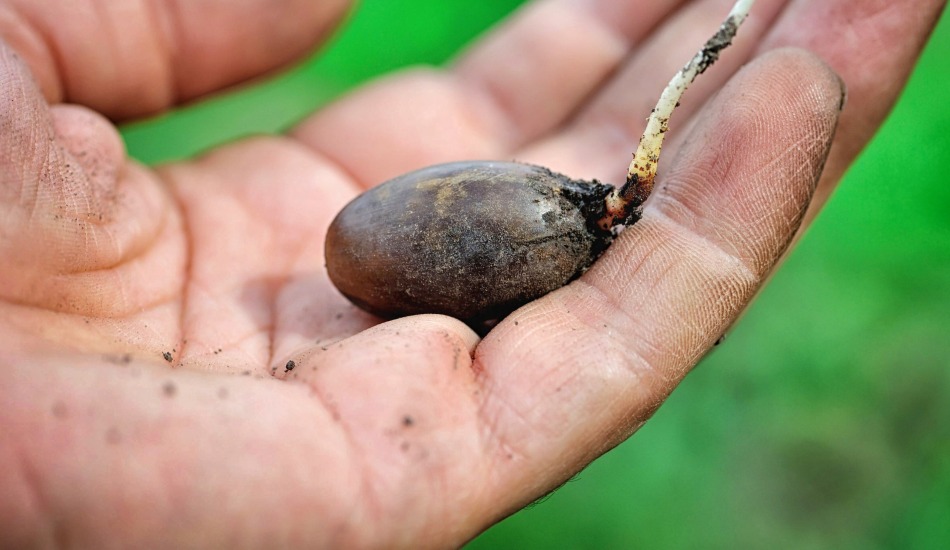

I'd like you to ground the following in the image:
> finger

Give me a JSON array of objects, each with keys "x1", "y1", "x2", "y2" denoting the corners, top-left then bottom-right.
[
  {"x1": 517, "y1": 0, "x2": 790, "y2": 182},
  {"x1": 0, "y1": 42, "x2": 181, "y2": 333},
  {"x1": 292, "y1": 0, "x2": 696, "y2": 186},
  {"x1": 755, "y1": 0, "x2": 946, "y2": 222},
  {"x1": 0, "y1": 0, "x2": 351, "y2": 120},
  {"x1": 452, "y1": 0, "x2": 690, "y2": 147},
  {"x1": 472, "y1": 50, "x2": 844, "y2": 510},
  {"x1": 292, "y1": 67, "x2": 508, "y2": 187}
]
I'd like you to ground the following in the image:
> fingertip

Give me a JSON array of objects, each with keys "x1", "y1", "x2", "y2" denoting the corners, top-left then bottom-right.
[
  {"x1": 170, "y1": 0, "x2": 355, "y2": 103},
  {"x1": 762, "y1": 47, "x2": 846, "y2": 115},
  {"x1": 381, "y1": 314, "x2": 482, "y2": 356},
  {"x1": 643, "y1": 46, "x2": 843, "y2": 277},
  {"x1": 292, "y1": 314, "x2": 481, "y2": 383},
  {"x1": 49, "y1": 104, "x2": 126, "y2": 181}
]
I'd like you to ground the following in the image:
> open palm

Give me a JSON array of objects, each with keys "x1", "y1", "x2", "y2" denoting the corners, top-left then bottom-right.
[{"x1": 0, "y1": 0, "x2": 942, "y2": 546}]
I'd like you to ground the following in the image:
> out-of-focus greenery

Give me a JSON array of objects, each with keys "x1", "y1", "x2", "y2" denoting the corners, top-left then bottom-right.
[{"x1": 122, "y1": 2, "x2": 950, "y2": 547}]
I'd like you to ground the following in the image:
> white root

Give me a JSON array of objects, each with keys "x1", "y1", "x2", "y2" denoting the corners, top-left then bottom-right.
[{"x1": 601, "y1": 0, "x2": 756, "y2": 229}]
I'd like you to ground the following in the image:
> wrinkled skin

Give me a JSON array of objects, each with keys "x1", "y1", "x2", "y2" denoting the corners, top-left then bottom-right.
[{"x1": 0, "y1": 0, "x2": 943, "y2": 547}]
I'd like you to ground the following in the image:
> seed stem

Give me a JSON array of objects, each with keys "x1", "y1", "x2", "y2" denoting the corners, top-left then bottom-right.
[{"x1": 599, "y1": 0, "x2": 756, "y2": 230}]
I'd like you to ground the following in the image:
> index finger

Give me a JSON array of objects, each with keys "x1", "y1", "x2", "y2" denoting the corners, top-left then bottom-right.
[
  {"x1": 472, "y1": 50, "x2": 843, "y2": 506},
  {"x1": 0, "y1": 0, "x2": 351, "y2": 120}
]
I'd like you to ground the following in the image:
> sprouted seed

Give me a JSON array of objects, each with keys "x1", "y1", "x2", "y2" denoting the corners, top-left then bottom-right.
[{"x1": 325, "y1": 0, "x2": 756, "y2": 330}]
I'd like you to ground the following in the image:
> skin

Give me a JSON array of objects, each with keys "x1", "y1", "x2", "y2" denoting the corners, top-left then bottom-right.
[{"x1": 0, "y1": 0, "x2": 943, "y2": 547}]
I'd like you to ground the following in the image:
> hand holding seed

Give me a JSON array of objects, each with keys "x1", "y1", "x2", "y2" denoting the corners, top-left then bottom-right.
[
  {"x1": 326, "y1": 0, "x2": 756, "y2": 330},
  {"x1": 0, "y1": 0, "x2": 942, "y2": 547}
]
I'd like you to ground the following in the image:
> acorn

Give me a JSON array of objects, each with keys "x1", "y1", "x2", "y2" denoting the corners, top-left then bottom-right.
[
  {"x1": 325, "y1": 0, "x2": 755, "y2": 330},
  {"x1": 326, "y1": 161, "x2": 617, "y2": 326}
]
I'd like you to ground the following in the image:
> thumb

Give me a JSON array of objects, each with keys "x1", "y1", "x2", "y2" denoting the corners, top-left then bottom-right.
[{"x1": 0, "y1": 42, "x2": 175, "y2": 316}]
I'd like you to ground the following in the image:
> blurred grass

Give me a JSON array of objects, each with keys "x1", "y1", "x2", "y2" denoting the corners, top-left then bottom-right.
[{"x1": 122, "y1": 1, "x2": 950, "y2": 548}]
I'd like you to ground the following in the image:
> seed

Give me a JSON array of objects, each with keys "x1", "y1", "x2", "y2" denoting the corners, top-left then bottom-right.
[{"x1": 326, "y1": 162, "x2": 615, "y2": 327}]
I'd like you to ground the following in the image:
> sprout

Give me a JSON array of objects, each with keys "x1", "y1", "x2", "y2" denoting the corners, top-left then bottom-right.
[{"x1": 600, "y1": 0, "x2": 756, "y2": 230}]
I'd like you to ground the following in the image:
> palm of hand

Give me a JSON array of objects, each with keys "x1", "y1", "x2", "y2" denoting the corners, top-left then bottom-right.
[{"x1": 0, "y1": 0, "x2": 942, "y2": 546}]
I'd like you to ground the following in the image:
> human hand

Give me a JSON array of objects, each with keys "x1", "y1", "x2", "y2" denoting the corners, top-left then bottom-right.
[{"x1": 0, "y1": 0, "x2": 942, "y2": 547}]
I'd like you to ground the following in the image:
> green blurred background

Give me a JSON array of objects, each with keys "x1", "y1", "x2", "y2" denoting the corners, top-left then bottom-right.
[{"x1": 122, "y1": 2, "x2": 950, "y2": 547}]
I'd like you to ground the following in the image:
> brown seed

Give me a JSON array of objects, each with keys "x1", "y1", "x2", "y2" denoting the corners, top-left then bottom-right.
[{"x1": 325, "y1": 162, "x2": 616, "y2": 328}]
